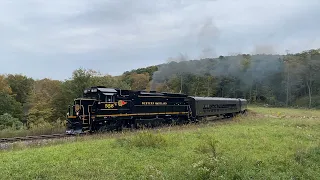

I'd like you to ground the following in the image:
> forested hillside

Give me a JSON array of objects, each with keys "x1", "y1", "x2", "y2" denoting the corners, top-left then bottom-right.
[{"x1": 0, "y1": 49, "x2": 319, "y2": 131}]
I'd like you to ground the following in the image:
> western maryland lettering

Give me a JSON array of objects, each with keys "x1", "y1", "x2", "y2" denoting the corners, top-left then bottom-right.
[
  {"x1": 142, "y1": 102, "x2": 168, "y2": 105},
  {"x1": 104, "y1": 101, "x2": 167, "y2": 108}
]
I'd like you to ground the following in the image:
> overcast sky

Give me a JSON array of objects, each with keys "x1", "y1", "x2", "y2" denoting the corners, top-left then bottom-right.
[{"x1": 0, "y1": 0, "x2": 319, "y2": 80}]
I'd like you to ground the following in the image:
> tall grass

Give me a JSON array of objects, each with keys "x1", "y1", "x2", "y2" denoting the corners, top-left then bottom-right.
[
  {"x1": 115, "y1": 130, "x2": 168, "y2": 148},
  {"x1": 0, "y1": 120, "x2": 65, "y2": 138}
]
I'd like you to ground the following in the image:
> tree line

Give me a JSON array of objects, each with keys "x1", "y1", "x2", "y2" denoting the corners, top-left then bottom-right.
[{"x1": 0, "y1": 48, "x2": 319, "y2": 130}]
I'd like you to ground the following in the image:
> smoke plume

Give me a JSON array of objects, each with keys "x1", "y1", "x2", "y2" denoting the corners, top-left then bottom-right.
[
  {"x1": 252, "y1": 44, "x2": 276, "y2": 55},
  {"x1": 150, "y1": 54, "x2": 284, "y2": 91},
  {"x1": 197, "y1": 17, "x2": 220, "y2": 59},
  {"x1": 149, "y1": 16, "x2": 284, "y2": 92}
]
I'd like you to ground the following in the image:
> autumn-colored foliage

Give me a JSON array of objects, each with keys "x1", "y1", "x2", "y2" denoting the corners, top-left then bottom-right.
[{"x1": 0, "y1": 49, "x2": 320, "y2": 133}]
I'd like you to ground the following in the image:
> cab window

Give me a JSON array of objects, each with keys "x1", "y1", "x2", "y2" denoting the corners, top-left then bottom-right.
[{"x1": 105, "y1": 95, "x2": 114, "y2": 102}]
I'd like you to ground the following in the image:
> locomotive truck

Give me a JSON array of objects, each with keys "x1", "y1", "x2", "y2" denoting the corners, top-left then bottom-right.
[{"x1": 66, "y1": 86, "x2": 247, "y2": 134}]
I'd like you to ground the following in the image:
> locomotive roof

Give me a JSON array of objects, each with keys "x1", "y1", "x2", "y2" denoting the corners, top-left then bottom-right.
[
  {"x1": 139, "y1": 91, "x2": 187, "y2": 96},
  {"x1": 97, "y1": 87, "x2": 117, "y2": 93},
  {"x1": 190, "y1": 96, "x2": 247, "y2": 101},
  {"x1": 139, "y1": 91, "x2": 165, "y2": 96}
]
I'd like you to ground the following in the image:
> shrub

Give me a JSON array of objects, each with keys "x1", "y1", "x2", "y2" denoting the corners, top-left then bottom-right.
[
  {"x1": 295, "y1": 96, "x2": 320, "y2": 109},
  {"x1": 0, "y1": 118, "x2": 65, "y2": 138},
  {"x1": 0, "y1": 113, "x2": 23, "y2": 130}
]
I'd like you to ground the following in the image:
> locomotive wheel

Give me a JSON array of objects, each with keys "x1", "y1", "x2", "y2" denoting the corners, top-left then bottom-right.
[
  {"x1": 171, "y1": 117, "x2": 181, "y2": 125},
  {"x1": 130, "y1": 123, "x2": 137, "y2": 130},
  {"x1": 97, "y1": 125, "x2": 108, "y2": 133}
]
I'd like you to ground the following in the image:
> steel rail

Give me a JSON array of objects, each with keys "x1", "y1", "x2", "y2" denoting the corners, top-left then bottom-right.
[
  {"x1": 0, "y1": 133, "x2": 81, "y2": 143},
  {"x1": 0, "y1": 114, "x2": 242, "y2": 144}
]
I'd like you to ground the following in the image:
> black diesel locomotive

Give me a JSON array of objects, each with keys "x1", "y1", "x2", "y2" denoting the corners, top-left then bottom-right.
[{"x1": 66, "y1": 86, "x2": 247, "y2": 134}]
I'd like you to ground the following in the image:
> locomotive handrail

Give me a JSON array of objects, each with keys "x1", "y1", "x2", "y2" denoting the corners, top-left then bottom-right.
[{"x1": 88, "y1": 104, "x2": 93, "y2": 129}]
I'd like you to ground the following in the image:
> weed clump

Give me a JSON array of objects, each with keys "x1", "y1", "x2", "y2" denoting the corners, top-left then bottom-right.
[
  {"x1": 142, "y1": 165, "x2": 165, "y2": 180},
  {"x1": 194, "y1": 134, "x2": 218, "y2": 157},
  {"x1": 115, "y1": 131, "x2": 168, "y2": 149},
  {"x1": 291, "y1": 145, "x2": 320, "y2": 179},
  {"x1": 294, "y1": 145, "x2": 320, "y2": 165},
  {"x1": 192, "y1": 134, "x2": 226, "y2": 179}
]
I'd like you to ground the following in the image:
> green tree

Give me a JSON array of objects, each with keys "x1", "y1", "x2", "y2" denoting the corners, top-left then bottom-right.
[
  {"x1": 69, "y1": 68, "x2": 98, "y2": 98},
  {"x1": 0, "y1": 75, "x2": 12, "y2": 94},
  {"x1": 130, "y1": 72, "x2": 150, "y2": 91},
  {"x1": 27, "y1": 78, "x2": 63, "y2": 125},
  {"x1": 0, "y1": 92, "x2": 23, "y2": 120},
  {"x1": 296, "y1": 50, "x2": 320, "y2": 108},
  {"x1": 6, "y1": 74, "x2": 34, "y2": 104},
  {"x1": 91, "y1": 75, "x2": 131, "y2": 89}
]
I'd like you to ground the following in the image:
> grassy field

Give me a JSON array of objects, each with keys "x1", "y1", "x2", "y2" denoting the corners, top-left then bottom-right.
[{"x1": 0, "y1": 106, "x2": 320, "y2": 179}]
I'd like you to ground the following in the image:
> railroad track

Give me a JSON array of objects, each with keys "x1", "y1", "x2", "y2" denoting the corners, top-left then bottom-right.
[
  {"x1": 0, "y1": 114, "x2": 244, "y2": 144},
  {"x1": 0, "y1": 133, "x2": 76, "y2": 143}
]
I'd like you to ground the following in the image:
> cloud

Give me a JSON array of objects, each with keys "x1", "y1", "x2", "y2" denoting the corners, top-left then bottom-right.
[
  {"x1": 0, "y1": 0, "x2": 319, "y2": 79},
  {"x1": 2, "y1": 0, "x2": 320, "y2": 54}
]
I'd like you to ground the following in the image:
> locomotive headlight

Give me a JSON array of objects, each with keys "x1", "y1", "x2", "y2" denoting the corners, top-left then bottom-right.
[{"x1": 76, "y1": 112, "x2": 79, "y2": 116}]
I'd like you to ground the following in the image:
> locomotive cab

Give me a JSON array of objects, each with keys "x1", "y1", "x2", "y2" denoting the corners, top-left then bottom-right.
[{"x1": 66, "y1": 86, "x2": 118, "y2": 134}]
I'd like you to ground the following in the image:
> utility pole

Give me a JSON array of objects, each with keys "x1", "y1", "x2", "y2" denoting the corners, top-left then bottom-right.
[
  {"x1": 207, "y1": 76, "x2": 210, "y2": 96},
  {"x1": 180, "y1": 74, "x2": 182, "y2": 93},
  {"x1": 285, "y1": 50, "x2": 290, "y2": 107}
]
